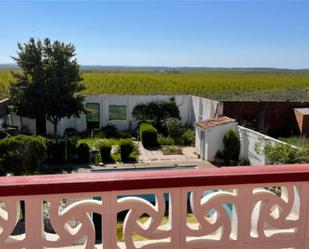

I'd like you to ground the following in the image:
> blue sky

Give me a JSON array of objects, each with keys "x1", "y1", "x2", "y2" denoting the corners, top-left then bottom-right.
[{"x1": 0, "y1": 1, "x2": 309, "y2": 68}]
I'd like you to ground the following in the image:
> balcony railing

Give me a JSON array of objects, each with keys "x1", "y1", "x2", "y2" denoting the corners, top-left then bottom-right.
[{"x1": 1, "y1": 164, "x2": 309, "y2": 248}]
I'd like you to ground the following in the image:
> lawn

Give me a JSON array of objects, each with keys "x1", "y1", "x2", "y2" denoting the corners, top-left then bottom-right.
[{"x1": 1, "y1": 69, "x2": 309, "y2": 101}]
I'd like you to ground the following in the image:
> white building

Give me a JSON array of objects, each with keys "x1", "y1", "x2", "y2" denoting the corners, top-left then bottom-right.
[
  {"x1": 194, "y1": 116, "x2": 291, "y2": 165},
  {"x1": 194, "y1": 116, "x2": 237, "y2": 161},
  {"x1": 10, "y1": 94, "x2": 221, "y2": 136}
]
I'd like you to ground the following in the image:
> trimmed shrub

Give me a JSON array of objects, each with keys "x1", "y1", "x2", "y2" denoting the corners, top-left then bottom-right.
[
  {"x1": 222, "y1": 129, "x2": 240, "y2": 164},
  {"x1": 120, "y1": 139, "x2": 135, "y2": 162},
  {"x1": 0, "y1": 135, "x2": 46, "y2": 175},
  {"x1": 99, "y1": 140, "x2": 113, "y2": 163},
  {"x1": 76, "y1": 142, "x2": 90, "y2": 163},
  {"x1": 46, "y1": 139, "x2": 65, "y2": 163},
  {"x1": 46, "y1": 138, "x2": 77, "y2": 164},
  {"x1": 180, "y1": 129, "x2": 195, "y2": 146},
  {"x1": 139, "y1": 123, "x2": 158, "y2": 148}
]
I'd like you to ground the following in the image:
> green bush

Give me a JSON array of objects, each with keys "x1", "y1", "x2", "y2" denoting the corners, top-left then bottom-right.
[
  {"x1": 99, "y1": 140, "x2": 113, "y2": 163},
  {"x1": 265, "y1": 143, "x2": 309, "y2": 164},
  {"x1": 180, "y1": 129, "x2": 195, "y2": 146},
  {"x1": 239, "y1": 158, "x2": 250, "y2": 166},
  {"x1": 158, "y1": 134, "x2": 175, "y2": 146},
  {"x1": 76, "y1": 142, "x2": 90, "y2": 163},
  {"x1": 0, "y1": 130, "x2": 8, "y2": 139},
  {"x1": 139, "y1": 123, "x2": 158, "y2": 148},
  {"x1": 132, "y1": 98, "x2": 180, "y2": 130},
  {"x1": 100, "y1": 124, "x2": 118, "y2": 138},
  {"x1": 46, "y1": 138, "x2": 77, "y2": 163},
  {"x1": 120, "y1": 139, "x2": 135, "y2": 162},
  {"x1": 166, "y1": 117, "x2": 184, "y2": 140},
  {"x1": 0, "y1": 135, "x2": 47, "y2": 175},
  {"x1": 222, "y1": 129, "x2": 240, "y2": 164}
]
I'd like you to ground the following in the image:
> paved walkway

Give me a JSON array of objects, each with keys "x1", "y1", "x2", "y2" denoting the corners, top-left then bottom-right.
[
  {"x1": 69, "y1": 144, "x2": 213, "y2": 173},
  {"x1": 138, "y1": 144, "x2": 200, "y2": 163}
]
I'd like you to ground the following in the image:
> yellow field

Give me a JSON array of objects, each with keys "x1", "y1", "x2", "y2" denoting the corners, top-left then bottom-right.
[{"x1": 1, "y1": 69, "x2": 309, "y2": 100}]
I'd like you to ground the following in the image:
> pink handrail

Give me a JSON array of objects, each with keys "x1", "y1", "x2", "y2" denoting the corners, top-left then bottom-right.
[{"x1": 0, "y1": 164, "x2": 309, "y2": 197}]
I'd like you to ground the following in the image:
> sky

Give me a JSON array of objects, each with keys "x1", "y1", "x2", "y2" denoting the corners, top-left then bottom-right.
[{"x1": 0, "y1": 1, "x2": 309, "y2": 69}]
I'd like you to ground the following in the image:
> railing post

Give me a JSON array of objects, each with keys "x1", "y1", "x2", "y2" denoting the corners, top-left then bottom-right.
[
  {"x1": 24, "y1": 197, "x2": 43, "y2": 249},
  {"x1": 103, "y1": 193, "x2": 118, "y2": 249},
  {"x1": 304, "y1": 183, "x2": 309, "y2": 249},
  {"x1": 169, "y1": 188, "x2": 186, "y2": 249},
  {"x1": 237, "y1": 185, "x2": 254, "y2": 248}
]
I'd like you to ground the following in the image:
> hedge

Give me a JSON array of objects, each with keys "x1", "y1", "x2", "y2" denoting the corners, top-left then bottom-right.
[
  {"x1": 139, "y1": 123, "x2": 158, "y2": 148},
  {"x1": 99, "y1": 140, "x2": 113, "y2": 163},
  {"x1": 0, "y1": 135, "x2": 47, "y2": 175},
  {"x1": 76, "y1": 142, "x2": 90, "y2": 163},
  {"x1": 120, "y1": 139, "x2": 135, "y2": 162},
  {"x1": 46, "y1": 138, "x2": 77, "y2": 163}
]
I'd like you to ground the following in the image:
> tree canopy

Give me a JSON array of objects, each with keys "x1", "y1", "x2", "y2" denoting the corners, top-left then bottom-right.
[
  {"x1": 132, "y1": 97, "x2": 180, "y2": 131},
  {"x1": 9, "y1": 38, "x2": 86, "y2": 136}
]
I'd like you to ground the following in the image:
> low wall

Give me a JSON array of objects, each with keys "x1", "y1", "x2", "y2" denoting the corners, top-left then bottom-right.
[{"x1": 237, "y1": 126, "x2": 290, "y2": 165}]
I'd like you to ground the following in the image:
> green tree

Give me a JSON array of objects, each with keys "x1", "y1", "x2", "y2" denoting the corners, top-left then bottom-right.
[
  {"x1": 132, "y1": 97, "x2": 180, "y2": 130},
  {"x1": 223, "y1": 129, "x2": 240, "y2": 164},
  {"x1": 9, "y1": 38, "x2": 86, "y2": 137}
]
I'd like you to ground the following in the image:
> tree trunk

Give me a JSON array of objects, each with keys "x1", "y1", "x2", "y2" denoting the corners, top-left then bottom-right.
[{"x1": 36, "y1": 114, "x2": 46, "y2": 136}]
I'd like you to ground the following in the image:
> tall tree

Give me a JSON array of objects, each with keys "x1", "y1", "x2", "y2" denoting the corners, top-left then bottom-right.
[{"x1": 10, "y1": 38, "x2": 86, "y2": 137}]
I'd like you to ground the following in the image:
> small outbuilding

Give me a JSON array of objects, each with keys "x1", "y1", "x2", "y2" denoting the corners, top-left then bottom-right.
[
  {"x1": 195, "y1": 116, "x2": 237, "y2": 161},
  {"x1": 294, "y1": 108, "x2": 309, "y2": 137}
]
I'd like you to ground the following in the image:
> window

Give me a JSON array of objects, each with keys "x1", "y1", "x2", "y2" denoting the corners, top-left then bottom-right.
[
  {"x1": 109, "y1": 105, "x2": 127, "y2": 120},
  {"x1": 86, "y1": 103, "x2": 100, "y2": 123}
]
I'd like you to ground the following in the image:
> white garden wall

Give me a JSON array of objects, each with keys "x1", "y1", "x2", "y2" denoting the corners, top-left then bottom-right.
[
  {"x1": 237, "y1": 126, "x2": 290, "y2": 165},
  {"x1": 9, "y1": 94, "x2": 223, "y2": 137},
  {"x1": 195, "y1": 123, "x2": 291, "y2": 165},
  {"x1": 191, "y1": 96, "x2": 220, "y2": 122},
  {"x1": 13, "y1": 94, "x2": 213, "y2": 136},
  {"x1": 82, "y1": 94, "x2": 192, "y2": 132}
]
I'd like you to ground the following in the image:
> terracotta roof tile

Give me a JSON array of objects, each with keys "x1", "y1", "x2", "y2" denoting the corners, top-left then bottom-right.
[{"x1": 195, "y1": 116, "x2": 236, "y2": 129}]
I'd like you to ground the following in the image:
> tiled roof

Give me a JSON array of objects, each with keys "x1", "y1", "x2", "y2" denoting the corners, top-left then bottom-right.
[{"x1": 195, "y1": 116, "x2": 236, "y2": 129}]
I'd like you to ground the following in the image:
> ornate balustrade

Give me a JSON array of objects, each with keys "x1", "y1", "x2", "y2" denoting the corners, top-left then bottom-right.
[{"x1": 1, "y1": 164, "x2": 309, "y2": 249}]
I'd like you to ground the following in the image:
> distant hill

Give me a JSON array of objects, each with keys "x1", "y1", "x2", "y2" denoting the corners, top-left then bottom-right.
[
  {"x1": 0, "y1": 64, "x2": 18, "y2": 69},
  {"x1": 1, "y1": 64, "x2": 309, "y2": 73}
]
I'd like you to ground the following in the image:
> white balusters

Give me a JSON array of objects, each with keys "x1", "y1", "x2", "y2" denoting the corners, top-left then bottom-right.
[{"x1": 0, "y1": 182, "x2": 308, "y2": 248}]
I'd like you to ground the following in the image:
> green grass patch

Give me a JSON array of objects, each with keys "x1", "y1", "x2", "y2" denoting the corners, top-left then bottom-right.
[{"x1": 161, "y1": 146, "x2": 183, "y2": 155}]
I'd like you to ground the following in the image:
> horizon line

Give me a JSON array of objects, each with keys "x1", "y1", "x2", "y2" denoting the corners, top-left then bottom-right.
[{"x1": 0, "y1": 63, "x2": 308, "y2": 71}]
